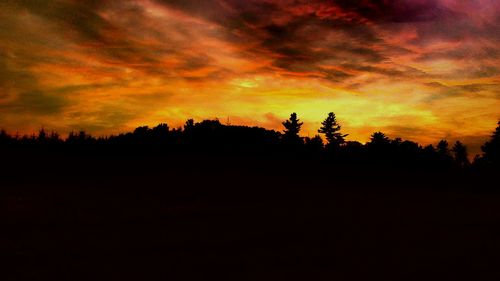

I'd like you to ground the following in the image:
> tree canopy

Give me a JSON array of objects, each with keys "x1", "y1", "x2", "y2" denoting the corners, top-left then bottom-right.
[{"x1": 318, "y1": 112, "x2": 347, "y2": 148}]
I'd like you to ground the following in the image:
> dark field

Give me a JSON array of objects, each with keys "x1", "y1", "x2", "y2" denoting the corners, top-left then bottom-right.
[{"x1": 2, "y1": 153, "x2": 499, "y2": 281}]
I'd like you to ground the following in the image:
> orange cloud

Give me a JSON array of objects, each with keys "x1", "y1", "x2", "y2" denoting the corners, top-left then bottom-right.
[{"x1": 0, "y1": 0, "x2": 499, "y2": 155}]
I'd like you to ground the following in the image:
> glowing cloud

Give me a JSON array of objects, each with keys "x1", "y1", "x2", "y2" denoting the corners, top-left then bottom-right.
[{"x1": 0, "y1": 0, "x2": 499, "y2": 154}]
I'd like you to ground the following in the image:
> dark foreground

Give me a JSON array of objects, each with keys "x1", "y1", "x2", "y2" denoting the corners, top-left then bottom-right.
[{"x1": 1, "y1": 153, "x2": 499, "y2": 281}]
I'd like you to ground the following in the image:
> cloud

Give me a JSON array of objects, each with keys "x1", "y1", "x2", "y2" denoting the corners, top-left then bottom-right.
[
  {"x1": 0, "y1": 48, "x2": 69, "y2": 118},
  {"x1": 3, "y1": 0, "x2": 112, "y2": 43},
  {"x1": 154, "y1": 0, "x2": 391, "y2": 80},
  {"x1": 0, "y1": 0, "x2": 499, "y2": 150},
  {"x1": 0, "y1": 51, "x2": 37, "y2": 98},
  {"x1": 1, "y1": 90, "x2": 68, "y2": 115},
  {"x1": 423, "y1": 82, "x2": 500, "y2": 102},
  {"x1": 331, "y1": 0, "x2": 451, "y2": 23}
]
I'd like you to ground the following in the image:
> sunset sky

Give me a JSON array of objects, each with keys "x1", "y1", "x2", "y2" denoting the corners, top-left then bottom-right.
[{"x1": 1, "y1": 0, "x2": 499, "y2": 153}]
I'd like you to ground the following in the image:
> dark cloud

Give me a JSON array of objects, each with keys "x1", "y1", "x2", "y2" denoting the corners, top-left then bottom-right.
[
  {"x1": 0, "y1": 0, "x2": 498, "y2": 145},
  {"x1": 436, "y1": 65, "x2": 500, "y2": 80},
  {"x1": 0, "y1": 50, "x2": 68, "y2": 115},
  {"x1": 180, "y1": 55, "x2": 213, "y2": 71},
  {"x1": 424, "y1": 81, "x2": 447, "y2": 89},
  {"x1": 65, "y1": 91, "x2": 174, "y2": 133},
  {"x1": 418, "y1": 47, "x2": 500, "y2": 62},
  {"x1": 382, "y1": 124, "x2": 439, "y2": 141},
  {"x1": 4, "y1": 0, "x2": 477, "y2": 83},
  {"x1": 154, "y1": 0, "x2": 485, "y2": 82},
  {"x1": 3, "y1": 0, "x2": 111, "y2": 43},
  {"x1": 0, "y1": 51, "x2": 37, "y2": 97},
  {"x1": 323, "y1": 69, "x2": 354, "y2": 82},
  {"x1": 0, "y1": 90, "x2": 68, "y2": 115},
  {"x1": 155, "y1": 0, "x2": 390, "y2": 81},
  {"x1": 3, "y1": 0, "x2": 497, "y2": 82},
  {"x1": 333, "y1": 0, "x2": 452, "y2": 23},
  {"x1": 2, "y1": 0, "x2": 171, "y2": 76},
  {"x1": 470, "y1": 66, "x2": 500, "y2": 79},
  {"x1": 423, "y1": 82, "x2": 500, "y2": 102},
  {"x1": 341, "y1": 63, "x2": 429, "y2": 80},
  {"x1": 65, "y1": 105, "x2": 138, "y2": 133},
  {"x1": 456, "y1": 84, "x2": 498, "y2": 93}
]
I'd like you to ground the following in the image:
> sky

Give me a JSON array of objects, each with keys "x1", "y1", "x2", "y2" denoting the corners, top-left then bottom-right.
[{"x1": 1, "y1": 0, "x2": 499, "y2": 153}]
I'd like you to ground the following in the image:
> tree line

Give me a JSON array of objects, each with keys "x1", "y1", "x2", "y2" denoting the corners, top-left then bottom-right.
[{"x1": 1, "y1": 112, "x2": 499, "y2": 169}]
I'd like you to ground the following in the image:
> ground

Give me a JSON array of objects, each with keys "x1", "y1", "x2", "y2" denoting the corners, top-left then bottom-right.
[{"x1": 2, "y1": 153, "x2": 499, "y2": 280}]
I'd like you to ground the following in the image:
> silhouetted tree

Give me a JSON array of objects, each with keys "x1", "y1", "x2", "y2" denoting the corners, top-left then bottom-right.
[
  {"x1": 67, "y1": 131, "x2": 94, "y2": 144},
  {"x1": 3, "y1": 117, "x2": 499, "y2": 173},
  {"x1": 422, "y1": 144, "x2": 436, "y2": 155},
  {"x1": 481, "y1": 120, "x2": 500, "y2": 166},
  {"x1": 49, "y1": 131, "x2": 60, "y2": 141},
  {"x1": 421, "y1": 144, "x2": 437, "y2": 163},
  {"x1": 151, "y1": 123, "x2": 170, "y2": 144},
  {"x1": 0, "y1": 129, "x2": 12, "y2": 148},
  {"x1": 318, "y1": 112, "x2": 347, "y2": 148},
  {"x1": 452, "y1": 141, "x2": 469, "y2": 167},
  {"x1": 38, "y1": 128, "x2": 47, "y2": 143},
  {"x1": 391, "y1": 137, "x2": 403, "y2": 146},
  {"x1": 304, "y1": 135, "x2": 323, "y2": 152},
  {"x1": 436, "y1": 139, "x2": 454, "y2": 167},
  {"x1": 345, "y1": 141, "x2": 363, "y2": 149},
  {"x1": 399, "y1": 140, "x2": 420, "y2": 155},
  {"x1": 184, "y1": 119, "x2": 195, "y2": 132},
  {"x1": 282, "y1": 113, "x2": 302, "y2": 138},
  {"x1": 437, "y1": 140, "x2": 450, "y2": 156},
  {"x1": 183, "y1": 119, "x2": 196, "y2": 146},
  {"x1": 366, "y1": 132, "x2": 392, "y2": 164},
  {"x1": 343, "y1": 141, "x2": 364, "y2": 157},
  {"x1": 133, "y1": 126, "x2": 150, "y2": 136},
  {"x1": 0, "y1": 129, "x2": 8, "y2": 140},
  {"x1": 152, "y1": 123, "x2": 169, "y2": 135},
  {"x1": 282, "y1": 113, "x2": 303, "y2": 147},
  {"x1": 369, "y1": 132, "x2": 390, "y2": 146}
]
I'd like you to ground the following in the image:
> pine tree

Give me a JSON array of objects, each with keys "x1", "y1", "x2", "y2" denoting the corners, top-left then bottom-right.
[
  {"x1": 436, "y1": 139, "x2": 453, "y2": 166},
  {"x1": 318, "y1": 112, "x2": 348, "y2": 147},
  {"x1": 282, "y1": 113, "x2": 303, "y2": 139},
  {"x1": 369, "y1": 132, "x2": 390, "y2": 145},
  {"x1": 305, "y1": 135, "x2": 324, "y2": 151},
  {"x1": 452, "y1": 141, "x2": 469, "y2": 167},
  {"x1": 437, "y1": 140, "x2": 450, "y2": 156},
  {"x1": 282, "y1": 113, "x2": 303, "y2": 146},
  {"x1": 481, "y1": 120, "x2": 500, "y2": 165},
  {"x1": 38, "y1": 128, "x2": 47, "y2": 142},
  {"x1": 184, "y1": 119, "x2": 195, "y2": 131}
]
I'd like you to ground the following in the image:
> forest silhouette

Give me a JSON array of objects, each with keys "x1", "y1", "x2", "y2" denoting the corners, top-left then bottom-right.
[
  {"x1": 1, "y1": 112, "x2": 499, "y2": 170},
  {"x1": 2, "y1": 113, "x2": 500, "y2": 281}
]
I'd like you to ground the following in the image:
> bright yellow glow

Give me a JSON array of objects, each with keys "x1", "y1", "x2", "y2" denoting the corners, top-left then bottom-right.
[{"x1": 0, "y1": 0, "x2": 499, "y2": 156}]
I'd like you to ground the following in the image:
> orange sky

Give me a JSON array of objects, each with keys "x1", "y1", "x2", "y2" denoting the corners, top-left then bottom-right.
[{"x1": 1, "y1": 0, "x2": 499, "y2": 154}]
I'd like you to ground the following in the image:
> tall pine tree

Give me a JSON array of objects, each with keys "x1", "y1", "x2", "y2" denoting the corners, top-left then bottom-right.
[
  {"x1": 318, "y1": 112, "x2": 347, "y2": 148},
  {"x1": 452, "y1": 141, "x2": 470, "y2": 167},
  {"x1": 282, "y1": 113, "x2": 303, "y2": 146},
  {"x1": 481, "y1": 120, "x2": 500, "y2": 165}
]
